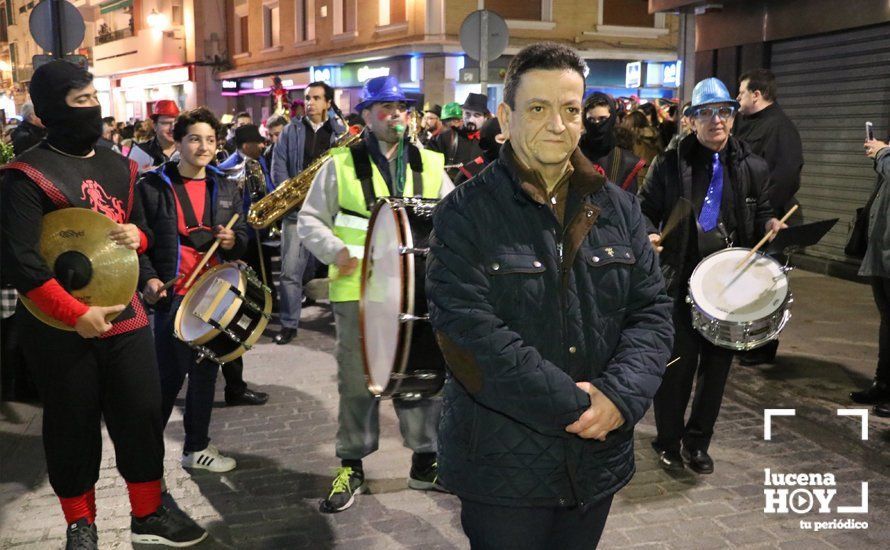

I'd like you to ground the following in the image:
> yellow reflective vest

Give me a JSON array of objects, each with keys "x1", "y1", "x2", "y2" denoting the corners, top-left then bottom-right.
[{"x1": 328, "y1": 145, "x2": 444, "y2": 302}]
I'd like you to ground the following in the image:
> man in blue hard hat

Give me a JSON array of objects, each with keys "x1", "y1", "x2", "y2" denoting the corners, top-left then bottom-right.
[
  {"x1": 296, "y1": 75, "x2": 454, "y2": 513},
  {"x1": 639, "y1": 77, "x2": 786, "y2": 475}
]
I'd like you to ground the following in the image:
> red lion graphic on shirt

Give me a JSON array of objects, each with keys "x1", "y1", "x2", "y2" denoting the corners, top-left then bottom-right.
[{"x1": 80, "y1": 179, "x2": 126, "y2": 223}]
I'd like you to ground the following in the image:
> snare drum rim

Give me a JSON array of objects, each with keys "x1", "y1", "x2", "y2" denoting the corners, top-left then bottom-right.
[
  {"x1": 688, "y1": 288, "x2": 793, "y2": 350},
  {"x1": 173, "y1": 263, "x2": 248, "y2": 345},
  {"x1": 360, "y1": 198, "x2": 412, "y2": 396},
  {"x1": 217, "y1": 275, "x2": 273, "y2": 364}
]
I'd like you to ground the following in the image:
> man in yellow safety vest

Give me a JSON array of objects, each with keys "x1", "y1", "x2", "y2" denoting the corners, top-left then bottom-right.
[{"x1": 296, "y1": 75, "x2": 454, "y2": 513}]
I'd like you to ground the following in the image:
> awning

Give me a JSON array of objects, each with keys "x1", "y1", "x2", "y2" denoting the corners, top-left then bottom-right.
[{"x1": 99, "y1": 0, "x2": 133, "y2": 15}]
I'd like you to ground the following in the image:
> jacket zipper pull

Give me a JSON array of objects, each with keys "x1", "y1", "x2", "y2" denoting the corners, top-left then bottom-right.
[{"x1": 557, "y1": 241, "x2": 564, "y2": 265}]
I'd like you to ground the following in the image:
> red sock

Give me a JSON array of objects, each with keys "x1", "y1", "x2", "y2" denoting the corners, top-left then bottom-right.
[
  {"x1": 126, "y1": 480, "x2": 162, "y2": 519},
  {"x1": 59, "y1": 487, "x2": 96, "y2": 525},
  {"x1": 86, "y1": 487, "x2": 96, "y2": 519}
]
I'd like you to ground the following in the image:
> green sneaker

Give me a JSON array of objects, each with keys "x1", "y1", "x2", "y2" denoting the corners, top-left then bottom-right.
[{"x1": 319, "y1": 466, "x2": 365, "y2": 513}]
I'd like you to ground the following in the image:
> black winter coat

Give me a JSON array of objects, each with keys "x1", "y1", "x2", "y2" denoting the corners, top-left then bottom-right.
[
  {"x1": 426, "y1": 144, "x2": 674, "y2": 508},
  {"x1": 137, "y1": 162, "x2": 248, "y2": 309},
  {"x1": 733, "y1": 103, "x2": 803, "y2": 218},
  {"x1": 11, "y1": 121, "x2": 46, "y2": 156},
  {"x1": 428, "y1": 128, "x2": 483, "y2": 183},
  {"x1": 638, "y1": 134, "x2": 774, "y2": 298},
  {"x1": 134, "y1": 137, "x2": 172, "y2": 167}
]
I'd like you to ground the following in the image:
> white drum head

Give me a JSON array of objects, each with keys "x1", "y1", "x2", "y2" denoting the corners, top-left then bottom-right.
[
  {"x1": 361, "y1": 201, "x2": 406, "y2": 393},
  {"x1": 177, "y1": 264, "x2": 242, "y2": 342},
  {"x1": 689, "y1": 248, "x2": 788, "y2": 323}
]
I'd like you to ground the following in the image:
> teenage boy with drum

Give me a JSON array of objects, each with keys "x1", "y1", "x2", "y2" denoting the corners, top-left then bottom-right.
[
  {"x1": 639, "y1": 78, "x2": 786, "y2": 474},
  {"x1": 139, "y1": 107, "x2": 249, "y2": 474},
  {"x1": 296, "y1": 75, "x2": 453, "y2": 513}
]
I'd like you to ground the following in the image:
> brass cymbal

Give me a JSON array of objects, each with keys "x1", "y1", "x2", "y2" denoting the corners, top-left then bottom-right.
[{"x1": 19, "y1": 208, "x2": 138, "y2": 331}]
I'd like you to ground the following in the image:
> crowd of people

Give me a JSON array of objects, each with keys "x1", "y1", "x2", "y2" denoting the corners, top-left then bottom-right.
[{"x1": 0, "y1": 41, "x2": 887, "y2": 550}]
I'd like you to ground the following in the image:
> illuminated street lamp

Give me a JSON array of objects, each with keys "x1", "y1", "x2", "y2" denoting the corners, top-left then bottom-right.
[{"x1": 147, "y1": 9, "x2": 169, "y2": 30}]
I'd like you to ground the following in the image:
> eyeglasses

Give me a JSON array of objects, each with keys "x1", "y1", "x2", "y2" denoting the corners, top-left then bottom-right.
[{"x1": 692, "y1": 106, "x2": 736, "y2": 121}]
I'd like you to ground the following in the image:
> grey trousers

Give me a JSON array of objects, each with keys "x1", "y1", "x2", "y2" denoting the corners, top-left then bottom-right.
[
  {"x1": 332, "y1": 301, "x2": 441, "y2": 460},
  {"x1": 279, "y1": 216, "x2": 317, "y2": 329}
]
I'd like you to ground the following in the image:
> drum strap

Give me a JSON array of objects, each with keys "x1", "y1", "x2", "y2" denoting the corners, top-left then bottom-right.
[
  {"x1": 349, "y1": 139, "x2": 378, "y2": 210},
  {"x1": 170, "y1": 172, "x2": 214, "y2": 251}
]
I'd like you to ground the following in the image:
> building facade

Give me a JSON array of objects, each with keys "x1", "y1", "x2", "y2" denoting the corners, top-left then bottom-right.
[
  {"x1": 219, "y1": 0, "x2": 681, "y2": 122},
  {"x1": 651, "y1": 0, "x2": 890, "y2": 276},
  {"x1": 1, "y1": 0, "x2": 226, "y2": 122}
]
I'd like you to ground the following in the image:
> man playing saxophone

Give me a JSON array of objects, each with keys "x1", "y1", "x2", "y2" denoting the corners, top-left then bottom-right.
[
  {"x1": 296, "y1": 75, "x2": 453, "y2": 513},
  {"x1": 270, "y1": 81, "x2": 346, "y2": 345}
]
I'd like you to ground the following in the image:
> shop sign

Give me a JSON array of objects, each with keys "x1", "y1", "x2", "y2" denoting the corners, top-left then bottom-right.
[
  {"x1": 119, "y1": 66, "x2": 190, "y2": 90},
  {"x1": 312, "y1": 66, "x2": 335, "y2": 83},
  {"x1": 662, "y1": 61, "x2": 681, "y2": 87},
  {"x1": 625, "y1": 62, "x2": 642, "y2": 89},
  {"x1": 357, "y1": 65, "x2": 390, "y2": 83},
  {"x1": 222, "y1": 80, "x2": 238, "y2": 90},
  {"x1": 336, "y1": 58, "x2": 412, "y2": 88}
]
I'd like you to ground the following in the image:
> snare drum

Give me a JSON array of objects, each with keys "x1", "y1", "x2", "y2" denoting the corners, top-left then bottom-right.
[
  {"x1": 687, "y1": 248, "x2": 792, "y2": 350},
  {"x1": 359, "y1": 197, "x2": 446, "y2": 399},
  {"x1": 174, "y1": 262, "x2": 272, "y2": 364}
]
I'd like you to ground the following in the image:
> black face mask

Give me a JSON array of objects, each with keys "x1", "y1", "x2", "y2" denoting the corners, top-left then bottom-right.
[
  {"x1": 581, "y1": 114, "x2": 617, "y2": 161},
  {"x1": 46, "y1": 105, "x2": 103, "y2": 156}
]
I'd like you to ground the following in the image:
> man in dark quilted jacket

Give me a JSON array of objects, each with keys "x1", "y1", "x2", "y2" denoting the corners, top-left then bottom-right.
[{"x1": 426, "y1": 43, "x2": 674, "y2": 549}]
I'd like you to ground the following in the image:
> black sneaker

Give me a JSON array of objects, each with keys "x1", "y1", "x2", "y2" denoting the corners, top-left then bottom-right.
[
  {"x1": 66, "y1": 519, "x2": 97, "y2": 550},
  {"x1": 130, "y1": 505, "x2": 207, "y2": 546},
  {"x1": 319, "y1": 466, "x2": 365, "y2": 513},
  {"x1": 408, "y1": 458, "x2": 444, "y2": 491}
]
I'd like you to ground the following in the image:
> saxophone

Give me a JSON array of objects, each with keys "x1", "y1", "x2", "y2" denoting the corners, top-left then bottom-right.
[{"x1": 247, "y1": 119, "x2": 361, "y2": 229}]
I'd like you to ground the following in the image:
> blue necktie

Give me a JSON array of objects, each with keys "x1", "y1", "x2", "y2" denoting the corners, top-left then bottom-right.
[{"x1": 698, "y1": 152, "x2": 723, "y2": 232}]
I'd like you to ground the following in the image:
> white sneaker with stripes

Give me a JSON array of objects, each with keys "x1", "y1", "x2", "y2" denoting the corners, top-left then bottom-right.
[{"x1": 181, "y1": 445, "x2": 237, "y2": 473}]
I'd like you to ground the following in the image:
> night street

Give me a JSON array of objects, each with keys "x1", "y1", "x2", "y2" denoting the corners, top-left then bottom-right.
[{"x1": 2, "y1": 269, "x2": 888, "y2": 549}]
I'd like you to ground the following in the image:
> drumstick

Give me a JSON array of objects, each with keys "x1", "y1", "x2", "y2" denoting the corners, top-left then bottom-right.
[
  {"x1": 659, "y1": 198, "x2": 694, "y2": 241},
  {"x1": 157, "y1": 275, "x2": 182, "y2": 293},
  {"x1": 735, "y1": 205, "x2": 799, "y2": 270},
  {"x1": 183, "y1": 213, "x2": 240, "y2": 290}
]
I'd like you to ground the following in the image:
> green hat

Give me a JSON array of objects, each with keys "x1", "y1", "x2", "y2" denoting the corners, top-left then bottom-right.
[{"x1": 441, "y1": 102, "x2": 463, "y2": 121}]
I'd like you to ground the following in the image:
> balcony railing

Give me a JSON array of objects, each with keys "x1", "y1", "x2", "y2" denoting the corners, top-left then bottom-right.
[{"x1": 95, "y1": 27, "x2": 134, "y2": 45}]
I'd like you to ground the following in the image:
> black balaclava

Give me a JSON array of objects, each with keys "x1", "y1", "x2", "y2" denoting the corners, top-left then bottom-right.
[
  {"x1": 580, "y1": 92, "x2": 617, "y2": 161},
  {"x1": 479, "y1": 117, "x2": 502, "y2": 162},
  {"x1": 29, "y1": 60, "x2": 103, "y2": 156}
]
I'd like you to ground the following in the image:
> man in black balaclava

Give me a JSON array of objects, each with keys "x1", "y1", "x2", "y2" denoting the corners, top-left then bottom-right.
[
  {"x1": 579, "y1": 92, "x2": 647, "y2": 194},
  {"x1": 29, "y1": 60, "x2": 104, "y2": 156},
  {"x1": 0, "y1": 60, "x2": 207, "y2": 549}
]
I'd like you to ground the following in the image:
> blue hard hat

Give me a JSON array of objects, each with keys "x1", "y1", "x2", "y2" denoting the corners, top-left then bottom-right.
[
  {"x1": 685, "y1": 77, "x2": 739, "y2": 116},
  {"x1": 354, "y1": 75, "x2": 415, "y2": 113}
]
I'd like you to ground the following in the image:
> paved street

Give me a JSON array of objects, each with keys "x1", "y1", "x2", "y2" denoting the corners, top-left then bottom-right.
[{"x1": 2, "y1": 269, "x2": 889, "y2": 549}]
